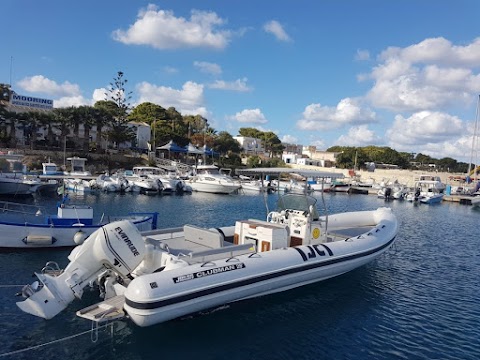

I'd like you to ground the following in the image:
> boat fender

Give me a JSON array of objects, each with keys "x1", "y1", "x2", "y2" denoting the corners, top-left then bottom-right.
[{"x1": 74, "y1": 230, "x2": 87, "y2": 245}]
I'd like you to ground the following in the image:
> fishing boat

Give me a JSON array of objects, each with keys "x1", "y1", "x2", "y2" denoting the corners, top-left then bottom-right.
[
  {"x1": 16, "y1": 168, "x2": 399, "y2": 328},
  {"x1": 0, "y1": 198, "x2": 158, "y2": 249}
]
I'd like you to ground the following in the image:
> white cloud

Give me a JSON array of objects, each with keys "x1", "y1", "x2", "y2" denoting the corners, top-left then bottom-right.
[
  {"x1": 136, "y1": 81, "x2": 207, "y2": 116},
  {"x1": 194, "y1": 61, "x2": 222, "y2": 75},
  {"x1": 208, "y1": 78, "x2": 252, "y2": 92},
  {"x1": 54, "y1": 96, "x2": 90, "y2": 108},
  {"x1": 263, "y1": 20, "x2": 291, "y2": 42},
  {"x1": 112, "y1": 5, "x2": 232, "y2": 50},
  {"x1": 92, "y1": 88, "x2": 108, "y2": 103},
  {"x1": 17, "y1": 75, "x2": 81, "y2": 97},
  {"x1": 297, "y1": 98, "x2": 376, "y2": 131},
  {"x1": 230, "y1": 108, "x2": 268, "y2": 124},
  {"x1": 281, "y1": 134, "x2": 298, "y2": 144},
  {"x1": 383, "y1": 110, "x2": 471, "y2": 159},
  {"x1": 308, "y1": 139, "x2": 326, "y2": 149},
  {"x1": 336, "y1": 125, "x2": 382, "y2": 146},
  {"x1": 365, "y1": 37, "x2": 480, "y2": 112}
]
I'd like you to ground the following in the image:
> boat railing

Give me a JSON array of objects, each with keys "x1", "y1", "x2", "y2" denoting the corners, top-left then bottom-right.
[{"x1": 0, "y1": 200, "x2": 46, "y2": 222}]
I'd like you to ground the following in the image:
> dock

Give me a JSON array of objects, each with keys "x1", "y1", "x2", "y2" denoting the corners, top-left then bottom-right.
[{"x1": 443, "y1": 195, "x2": 474, "y2": 205}]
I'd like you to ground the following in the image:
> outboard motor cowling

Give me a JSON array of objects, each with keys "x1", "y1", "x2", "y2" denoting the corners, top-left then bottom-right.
[{"x1": 16, "y1": 220, "x2": 145, "y2": 320}]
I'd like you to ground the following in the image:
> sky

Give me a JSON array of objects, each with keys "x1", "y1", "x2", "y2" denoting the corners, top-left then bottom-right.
[{"x1": 2, "y1": 0, "x2": 480, "y2": 163}]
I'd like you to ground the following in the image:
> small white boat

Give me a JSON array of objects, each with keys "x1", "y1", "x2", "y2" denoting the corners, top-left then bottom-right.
[
  {"x1": 0, "y1": 173, "x2": 42, "y2": 195},
  {"x1": 307, "y1": 177, "x2": 333, "y2": 192},
  {"x1": 406, "y1": 176, "x2": 445, "y2": 204},
  {"x1": 95, "y1": 174, "x2": 128, "y2": 192},
  {"x1": 239, "y1": 176, "x2": 267, "y2": 192},
  {"x1": 377, "y1": 182, "x2": 409, "y2": 200},
  {"x1": 188, "y1": 165, "x2": 241, "y2": 194},
  {"x1": 0, "y1": 152, "x2": 42, "y2": 195},
  {"x1": 471, "y1": 195, "x2": 480, "y2": 208},
  {"x1": 16, "y1": 168, "x2": 399, "y2": 328},
  {"x1": 64, "y1": 178, "x2": 97, "y2": 193},
  {"x1": 0, "y1": 198, "x2": 158, "y2": 249}
]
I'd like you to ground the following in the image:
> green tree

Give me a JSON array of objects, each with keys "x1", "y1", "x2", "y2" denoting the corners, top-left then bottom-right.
[
  {"x1": 103, "y1": 71, "x2": 135, "y2": 149},
  {"x1": 129, "y1": 102, "x2": 167, "y2": 148},
  {"x1": 93, "y1": 100, "x2": 115, "y2": 152},
  {"x1": 263, "y1": 131, "x2": 284, "y2": 157},
  {"x1": 213, "y1": 131, "x2": 242, "y2": 156},
  {"x1": 238, "y1": 127, "x2": 263, "y2": 139}
]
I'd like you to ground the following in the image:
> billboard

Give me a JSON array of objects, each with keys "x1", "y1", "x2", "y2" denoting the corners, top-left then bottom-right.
[{"x1": 10, "y1": 94, "x2": 53, "y2": 110}]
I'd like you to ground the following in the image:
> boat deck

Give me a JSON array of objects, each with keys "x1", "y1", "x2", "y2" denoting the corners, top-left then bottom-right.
[
  {"x1": 143, "y1": 225, "x2": 255, "y2": 264},
  {"x1": 76, "y1": 295, "x2": 125, "y2": 322}
]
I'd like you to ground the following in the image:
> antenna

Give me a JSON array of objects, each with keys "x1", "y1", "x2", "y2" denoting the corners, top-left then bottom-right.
[{"x1": 9, "y1": 56, "x2": 13, "y2": 86}]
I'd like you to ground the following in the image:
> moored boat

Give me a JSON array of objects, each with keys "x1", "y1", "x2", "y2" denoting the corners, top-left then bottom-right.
[
  {"x1": 0, "y1": 198, "x2": 158, "y2": 248},
  {"x1": 187, "y1": 165, "x2": 241, "y2": 194},
  {"x1": 16, "y1": 168, "x2": 399, "y2": 327}
]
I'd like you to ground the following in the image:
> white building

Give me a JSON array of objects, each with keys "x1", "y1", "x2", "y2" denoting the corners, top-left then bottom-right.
[{"x1": 233, "y1": 136, "x2": 265, "y2": 155}]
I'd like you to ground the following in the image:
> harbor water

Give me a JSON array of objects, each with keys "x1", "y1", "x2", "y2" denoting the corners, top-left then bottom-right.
[{"x1": 0, "y1": 191, "x2": 479, "y2": 360}]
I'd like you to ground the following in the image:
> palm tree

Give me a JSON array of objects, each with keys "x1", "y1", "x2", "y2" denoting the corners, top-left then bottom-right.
[
  {"x1": 67, "y1": 106, "x2": 82, "y2": 149},
  {"x1": 76, "y1": 106, "x2": 97, "y2": 152},
  {"x1": 93, "y1": 101, "x2": 115, "y2": 152},
  {"x1": 52, "y1": 108, "x2": 72, "y2": 152}
]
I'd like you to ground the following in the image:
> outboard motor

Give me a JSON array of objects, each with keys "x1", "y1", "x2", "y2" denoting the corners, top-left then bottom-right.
[
  {"x1": 175, "y1": 181, "x2": 184, "y2": 194},
  {"x1": 414, "y1": 187, "x2": 421, "y2": 201},
  {"x1": 16, "y1": 220, "x2": 145, "y2": 320},
  {"x1": 385, "y1": 187, "x2": 392, "y2": 200}
]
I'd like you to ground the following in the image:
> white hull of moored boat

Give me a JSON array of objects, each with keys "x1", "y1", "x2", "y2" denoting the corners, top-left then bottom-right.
[{"x1": 188, "y1": 180, "x2": 240, "y2": 194}]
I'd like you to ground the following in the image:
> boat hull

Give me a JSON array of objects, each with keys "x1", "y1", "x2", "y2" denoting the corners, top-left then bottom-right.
[
  {"x1": 189, "y1": 181, "x2": 240, "y2": 194},
  {"x1": 0, "y1": 216, "x2": 156, "y2": 248}
]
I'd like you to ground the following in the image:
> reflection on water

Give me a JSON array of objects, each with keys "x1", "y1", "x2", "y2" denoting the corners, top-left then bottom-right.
[{"x1": 1, "y1": 191, "x2": 479, "y2": 360}]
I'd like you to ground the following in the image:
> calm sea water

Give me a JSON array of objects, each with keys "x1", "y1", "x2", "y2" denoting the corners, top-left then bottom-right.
[{"x1": 0, "y1": 191, "x2": 479, "y2": 360}]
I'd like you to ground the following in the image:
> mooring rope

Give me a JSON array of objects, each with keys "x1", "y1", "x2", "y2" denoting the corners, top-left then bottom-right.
[{"x1": 0, "y1": 322, "x2": 113, "y2": 358}]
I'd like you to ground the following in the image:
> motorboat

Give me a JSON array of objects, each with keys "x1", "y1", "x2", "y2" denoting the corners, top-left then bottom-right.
[
  {"x1": 307, "y1": 176, "x2": 333, "y2": 192},
  {"x1": 0, "y1": 198, "x2": 158, "y2": 248},
  {"x1": 95, "y1": 174, "x2": 128, "y2": 192},
  {"x1": 0, "y1": 173, "x2": 42, "y2": 195},
  {"x1": 132, "y1": 166, "x2": 190, "y2": 194},
  {"x1": 187, "y1": 165, "x2": 241, "y2": 194},
  {"x1": 377, "y1": 181, "x2": 409, "y2": 200},
  {"x1": 16, "y1": 168, "x2": 399, "y2": 328},
  {"x1": 0, "y1": 152, "x2": 42, "y2": 195},
  {"x1": 406, "y1": 176, "x2": 445, "y2": 204},
  {"x1": 471, "y1": 195, "x2": 480, "y2": 208},
  {"x1": 64, "y1": 178, "x2": 97, "y2": 193},
  {"x1": 238, "y1": 175, "x2": 267, "y2": 192}
]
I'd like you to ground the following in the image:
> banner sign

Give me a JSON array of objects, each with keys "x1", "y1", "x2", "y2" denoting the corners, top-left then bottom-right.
[{"x1": 11, "y1": 94, "x2": 53, "y2": 109}]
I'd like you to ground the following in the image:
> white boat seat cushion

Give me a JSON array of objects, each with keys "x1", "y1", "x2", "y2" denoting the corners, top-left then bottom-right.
[{"x1": 183, "y1": 224, "x2": 223, "y2": 249}]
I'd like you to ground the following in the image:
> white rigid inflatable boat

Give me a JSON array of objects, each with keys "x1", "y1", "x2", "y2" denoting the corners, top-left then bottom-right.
[{"x1": 16, "y1": 170, "x2": 399, "y2": 328}]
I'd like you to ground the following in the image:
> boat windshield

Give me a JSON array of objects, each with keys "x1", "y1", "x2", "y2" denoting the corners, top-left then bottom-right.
[
  {"x1": 198, "y1": 167, "x2": 220, "y2": 175},
  {"x1": 276, "y1": 194, "x2": 320, "y2": 220}
]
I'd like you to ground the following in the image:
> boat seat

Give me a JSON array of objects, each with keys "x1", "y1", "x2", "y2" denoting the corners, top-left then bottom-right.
[
  {"x1": 184, "y1": 243, "x2": 255, "y2": 264},
  {"x1": 184, "y1": 224, "x2": 223, "y2": 249}
]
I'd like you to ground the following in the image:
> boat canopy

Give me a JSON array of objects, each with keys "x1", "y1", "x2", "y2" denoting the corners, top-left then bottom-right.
[{"x1": 236, "y1": 167, "x2": 344, "y2": 180}]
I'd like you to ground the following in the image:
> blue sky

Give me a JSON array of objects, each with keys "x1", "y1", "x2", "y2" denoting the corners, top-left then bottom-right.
[{"x1": 3, "y1": 1, "x2": 480, "y2": 162}]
